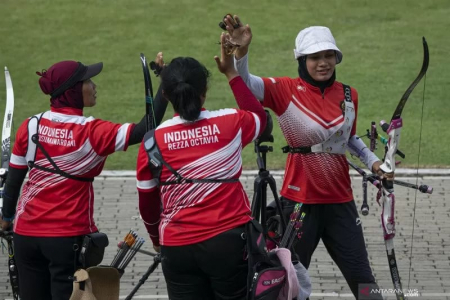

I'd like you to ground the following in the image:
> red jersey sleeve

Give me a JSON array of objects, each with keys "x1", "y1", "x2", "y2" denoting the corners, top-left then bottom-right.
[
  {"x1": 261, "y1": 77, "x2": 293, "y2": 116},
  {"x1": 136, "y1": 142, "x2": 158, "y2": 192},
  {"x1": 88, "y1": 119, "x2": 133, "y2": 156},
  {"x1": 136, "y1": 141, "x2": 161, "y2": 246},
  {"x1": 9, "y1": 118, "x2": 31, "y2": 169},
  {"x1": 138, "y1": 188, "x2": 161, "y2": 246}
]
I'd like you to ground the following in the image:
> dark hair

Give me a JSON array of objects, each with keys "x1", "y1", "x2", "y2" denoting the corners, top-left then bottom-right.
[{"x1": 160, "y1": 57, "x2": 210, "y2": 122}]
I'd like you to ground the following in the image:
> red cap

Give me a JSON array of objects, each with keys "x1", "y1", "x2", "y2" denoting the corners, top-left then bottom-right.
[{"x1": 37, "y1": 60, "x2": 103, "y2": 98}]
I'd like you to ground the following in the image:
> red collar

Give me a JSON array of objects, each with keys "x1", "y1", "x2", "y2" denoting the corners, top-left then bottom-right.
[
  {"x1": 173, "y1": 107, "x2": 206, "y2": 117},
  {"x1": 50, "y1": 106, "x2": 83, "y2": 116}
]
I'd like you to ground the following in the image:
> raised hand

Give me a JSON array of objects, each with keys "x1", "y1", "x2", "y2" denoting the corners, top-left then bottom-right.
[
  {"x1": 150, "y1": 52, "x2": 165, "y2": 76},
  {"x1": 214, "y1": 33, "x2": 238, "y2": 81},
  {"x1": 154, "y1": 52, "x2": 165, "y2": 67},
  {"x1": 223, "y1": 14, "x2": 252, "y2": 55}
]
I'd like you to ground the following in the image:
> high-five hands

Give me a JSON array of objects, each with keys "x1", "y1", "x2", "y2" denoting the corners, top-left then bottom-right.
[
  {"x1": 150, "y1": 52, "x2": 165, "y2": 76},
  {"x1": 220, "y1": 14, "x2": 252, "y2": 59},
  {"x1": 214, "y1": 32, "x2": 238, "y2": 81}
]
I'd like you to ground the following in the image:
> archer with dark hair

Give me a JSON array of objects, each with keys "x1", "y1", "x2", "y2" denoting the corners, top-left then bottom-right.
[
  {"x1": 160, "y1": 57, "x2": 210, "y2": 122},
  {"x1": 136, "y1": 33, "x2": 267, "y2": 300}
]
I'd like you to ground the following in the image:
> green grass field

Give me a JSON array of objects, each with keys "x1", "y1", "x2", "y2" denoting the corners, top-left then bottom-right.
[{"x1": 1, "y1": 0, "x2": 449, "y2": 170}]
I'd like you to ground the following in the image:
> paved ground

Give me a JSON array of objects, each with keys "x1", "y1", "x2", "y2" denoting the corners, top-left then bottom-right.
[{"x1": 1, "y1": 171, "x2": 449, "y2": 300}]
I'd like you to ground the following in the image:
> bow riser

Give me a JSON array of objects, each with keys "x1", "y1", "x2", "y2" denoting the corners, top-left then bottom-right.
[
  {"x1": 381, "y1": 193, "x2": 396, "y2": 240},
  {"x1": 380, "y1": 118, "x2": 403, "y2": 176}
]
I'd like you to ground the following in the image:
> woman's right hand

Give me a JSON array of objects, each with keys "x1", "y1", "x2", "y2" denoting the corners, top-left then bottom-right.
[
  {"x1": 223, "y1": 14, "x2": 252, "y2": 59},
  {"x1": 154, "y1": 52, "x2": 165, "y2": 68},
  {"x1": 214, "y1": 33, "x2": 238, "y2": 81}
]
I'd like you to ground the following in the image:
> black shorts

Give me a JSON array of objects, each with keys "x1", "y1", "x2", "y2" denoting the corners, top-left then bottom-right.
[
  {"x1": 161, "y1": 225, "x2": 248, "y2": 300},
  {"x1": 13, "y1": 233, "x2": 83, "y2": 300},
  {"x1": 276, "y1": 198, "x2": 383, "y2": 300}
]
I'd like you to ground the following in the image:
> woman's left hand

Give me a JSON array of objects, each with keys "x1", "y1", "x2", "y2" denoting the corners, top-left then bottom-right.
[
  {"x1": 372, "y1": 161, "x2": 394, "y2": 180},
  {"x1": 223, "y1": 15, "x2": 252, "y2": 49}
]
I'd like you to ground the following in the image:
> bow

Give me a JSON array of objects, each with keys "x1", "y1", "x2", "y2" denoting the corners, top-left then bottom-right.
[
  {"x1": 0, "y1": 67, "x2": 14, "y2": 189},
  {"x1": 0, "y1": 67, "x2": 19, "y2": 300},
  {"x1": 140, "y1": 53, "x2": 157, "y2": 132},
  {"x1": 378, "y1": 37, "x2": 429, "y2": 300}
]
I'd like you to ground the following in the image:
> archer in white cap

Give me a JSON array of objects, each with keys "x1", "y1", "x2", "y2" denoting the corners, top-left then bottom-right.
[{"x1": 222, "y1": 15, "x2": 385, "y2": 300}]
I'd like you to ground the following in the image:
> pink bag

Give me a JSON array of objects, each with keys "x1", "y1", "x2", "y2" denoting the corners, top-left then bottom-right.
[
  {"x1": 271, "y1": 248, "x2": 300, "y2": 300},
  {"x1": 246, "y1": 220, "x2": 287, "y2": 300}
]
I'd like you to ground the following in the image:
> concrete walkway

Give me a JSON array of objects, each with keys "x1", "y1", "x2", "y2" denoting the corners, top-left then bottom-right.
[{"x1": 1, "y1": 171, "x2": 449, "y2": 300}]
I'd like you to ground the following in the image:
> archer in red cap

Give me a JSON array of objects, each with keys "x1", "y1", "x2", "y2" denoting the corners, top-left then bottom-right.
[{"x1": 0, "y1": 57, "x2": 168, "y2": 300}]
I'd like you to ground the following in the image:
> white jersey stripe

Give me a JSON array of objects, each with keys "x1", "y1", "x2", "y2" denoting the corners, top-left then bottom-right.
[
  {"x1": 32, "y1": 139, "x2": 105, "y2": 176},
  {"x1": 115, "y1": 123, "x2": 131, "y2": 151},
  {"x1": 158, "y1": 132, "x2": 244, "y2": 243},
  {"x1": 15, "y1": 173, "x2": 65, "y2": 220},
  {"x1": 10, "y1": 153, "x2": 27, "y2": 166},
  {"x1": 137, "y1": 179, "x2": 159, "y2": 190},
  {"x1": 250, "y1": 112, "x2": 261, "y2": 142},
  {"x1": 292, "y1": 95, "x2": 343, "y2": 127},
  {"x1": 15, "y1": 138, "x2": 106, "y2": 223}
]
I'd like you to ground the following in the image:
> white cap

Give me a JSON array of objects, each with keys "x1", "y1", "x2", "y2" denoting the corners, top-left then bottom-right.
[{"x1": 293, "y1": 26, "x2": 343, "y2": 64}]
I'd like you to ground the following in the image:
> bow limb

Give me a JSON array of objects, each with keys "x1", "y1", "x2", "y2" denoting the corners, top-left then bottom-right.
[
  {"x1": 140, "y1": 53, "x2": 157, "y2": 132},
  {"x1": 0, "y1": 67, "x2": 19, "y2": 300},
  {"x1": 379, "y1": 37, "x2": 429, "y2": 177},
  {"x1": 379, "y1": 37, "x2": 429, "y2": 236}
]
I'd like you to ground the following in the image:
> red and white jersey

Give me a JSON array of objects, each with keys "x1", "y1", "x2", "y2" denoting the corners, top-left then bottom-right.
[
  {"x1": 262, "y1": 77, "x2": 358, "y2": 204},
  {"x1": 137, "y1": 108, "x2": 262, "y2": 246},
  {"x1": 10, "y1": 107, "x2": 133, "y2": 237}
]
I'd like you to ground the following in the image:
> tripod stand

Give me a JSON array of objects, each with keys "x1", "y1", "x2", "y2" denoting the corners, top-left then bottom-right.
[
  {"x1": 125, "y1": 253, "x2": 161, "y2": 300},
  {"x1": 251, "y1": 134, "x2": 287, "y2": 239},
  {"x1": 0, "y1": 229, "x2": 19, "y2": 300}
]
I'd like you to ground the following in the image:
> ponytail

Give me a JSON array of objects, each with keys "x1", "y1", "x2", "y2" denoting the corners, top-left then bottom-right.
[
  {"x1": 170, "y1": 82, "x2": 203, "y2": 121},
  {"x1": 161, "y1": 57, "x2": 210, "y2": 122}
]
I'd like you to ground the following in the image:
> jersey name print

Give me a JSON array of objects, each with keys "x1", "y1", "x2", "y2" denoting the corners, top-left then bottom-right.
[
  {"x1": 164, "y1": 124, "x2": 221, "y2": 150},
  {"x1": 38, "y1": 125, "x2": 76, "y2": 147}
]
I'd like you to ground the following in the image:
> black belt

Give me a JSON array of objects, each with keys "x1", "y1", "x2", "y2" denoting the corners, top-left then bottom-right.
[
  {"x1": 161, "y1": 178, "x2": 239, "y2": 186},
  {"x1": 281, "y1": 145, "x2": 312, "y2": 154}
]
